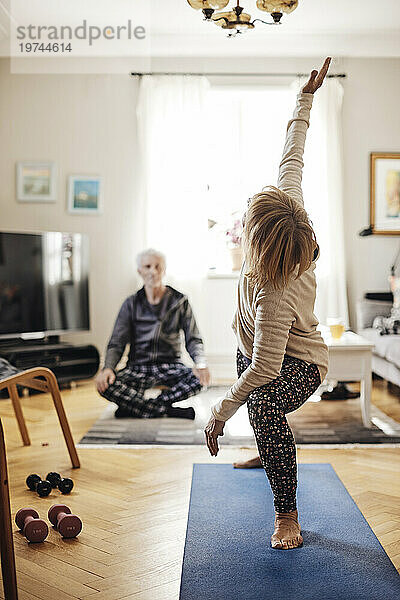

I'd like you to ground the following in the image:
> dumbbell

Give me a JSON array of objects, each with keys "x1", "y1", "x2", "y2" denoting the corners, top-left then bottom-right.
[
  {"x1": 46, "y1": 472, "x2": 74, "y2": 494},
  {"x1": 26, "y1": 474, "x2": 52, "y2": 497},
  {"x1": 15, "y1": 508, "x2": 48, "y2": 543},
  {"x1": 48, "y1": 504, "x2": 82, "y2": 538}
]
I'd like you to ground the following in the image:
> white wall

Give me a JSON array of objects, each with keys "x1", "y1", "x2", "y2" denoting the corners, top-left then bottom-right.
[
  {"x1": 0, "y1": 56, "x2": 399, "y2": 373},
  {"x1": 0, "y1": 59, "x2": 142, "y2": 356},
  {"x1": 342, "y1": 58, "x2": 400, "y2": 326}
]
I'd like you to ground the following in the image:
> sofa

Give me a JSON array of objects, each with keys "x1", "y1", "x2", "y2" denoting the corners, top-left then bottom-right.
[{"x1": 357, "y1": 298, "x2": 400, "y2": 387}]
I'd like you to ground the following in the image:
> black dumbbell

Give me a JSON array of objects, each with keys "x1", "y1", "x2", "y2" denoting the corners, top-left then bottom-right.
[
  {"x1": 48, "y1": 504, "x2": 82, "y2": 538},
  {"x1": 58, "y1": 478, "x2": 74, "y2": 494},
  {"x1": 26, "y1": 474, "x2": 52, "y2": 498},
  {"x1": 46, "y1": 472, "x2": 74, "y2": 494},
  {"x1": 46, "y1": 472, "x2": 62, "y2": 488},
  {"x1": 15, "y1": 508, "x2": 48, "y2": 543}
]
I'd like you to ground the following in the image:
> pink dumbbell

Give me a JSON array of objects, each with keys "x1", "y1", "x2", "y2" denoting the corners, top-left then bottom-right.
[
  {"x1": 15, "y1": 508, "x2": 48, "y2": 543},
  {"x1": 48, "y1": 504, "x2": 82, "y2": 538}
]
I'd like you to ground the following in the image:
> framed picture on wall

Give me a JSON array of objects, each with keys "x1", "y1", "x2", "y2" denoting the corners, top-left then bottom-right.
[
  {"x1": 68, "y1": 176, "x2": 103, "y2": 215},
  {"x1": 370, "y1": 152, "x2": 400, "y2": 235},
  {"x1": 16, "y1": 161, "x2": 57, "y2": 202}
]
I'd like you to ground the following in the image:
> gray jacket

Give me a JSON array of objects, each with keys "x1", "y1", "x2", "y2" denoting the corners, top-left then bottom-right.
[{"x1": 104, "y1": 286, "x2": 206, "y2": 370}]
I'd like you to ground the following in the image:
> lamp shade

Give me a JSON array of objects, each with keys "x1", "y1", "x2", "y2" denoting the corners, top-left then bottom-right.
[
  {"x1": 212, "y1": 10, "x2": 236, "y2": 25},
  {"x1": 212, "y1": 10, "x2": 254, "y2": 30},
  {"x1": 188, "y1": 0, "x2": 230, "y2": 9},
  {"x1": 256, "y1": 0, "x2": 298, "y2": 13}
]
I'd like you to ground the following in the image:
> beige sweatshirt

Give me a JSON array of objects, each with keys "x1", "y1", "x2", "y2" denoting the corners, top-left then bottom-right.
[{"x1": 212, "y1": 91, "x2": 329, "y2": 422}]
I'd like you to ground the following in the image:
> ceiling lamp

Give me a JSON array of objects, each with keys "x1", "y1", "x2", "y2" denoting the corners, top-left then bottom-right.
[
  {"x1": 187, "y1": 0, "x2": 230, "y2": 20},
  {"x1": 187, "y1": 0, "x2": 299, "y2": 35},
  {"x1": 257, "y1": 0, "x2": 298, "y2": 21}
]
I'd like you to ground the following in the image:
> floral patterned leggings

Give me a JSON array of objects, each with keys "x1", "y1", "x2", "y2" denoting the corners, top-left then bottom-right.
[{"x1": 237, "y1": 349, "x2": 321, "y2": 513}]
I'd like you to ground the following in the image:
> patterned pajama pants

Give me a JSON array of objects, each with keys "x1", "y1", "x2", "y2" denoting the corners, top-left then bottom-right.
[
  {"x1": 237, "y1": 349, "x2": 321, "y2": 513},
  {"x1": 100, "y1": 363, "x2": 202, "y2": 418}
]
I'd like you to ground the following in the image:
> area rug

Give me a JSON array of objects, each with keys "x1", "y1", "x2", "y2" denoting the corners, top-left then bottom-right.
[
  {"x1": 79, "y1": 386, "x2": 400, "y2": 446},
  {"x1": 179, "y1": 464, "x2": 400, "y2": 600}
]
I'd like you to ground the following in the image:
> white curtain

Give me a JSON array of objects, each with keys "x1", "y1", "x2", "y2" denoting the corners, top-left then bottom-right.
[
  {"x1": 136, "y1": 75, "x2": 210, "y2": 317},
  {"x1": 300, "y1": 78, "x2": 349, "y2": 327}
]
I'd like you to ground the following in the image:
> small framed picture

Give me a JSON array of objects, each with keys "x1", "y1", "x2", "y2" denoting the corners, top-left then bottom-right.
[
  {"x1": 68, "y1": 176, "x2": 103, "y2": 215},
  {"x1": 16, "y1": 161, "x2": 57, "y2": 202},
  {"x1": 370, "y1": 152, "x2": 400, "y2": 235}
]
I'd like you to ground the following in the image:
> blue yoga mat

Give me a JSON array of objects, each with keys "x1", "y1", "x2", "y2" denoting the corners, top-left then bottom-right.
[{"x1": 180, "y1": 464, "x2": 400, "y2": 600}]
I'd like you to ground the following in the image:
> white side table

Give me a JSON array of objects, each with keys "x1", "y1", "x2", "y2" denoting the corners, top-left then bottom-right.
[{"x1": 321, "y1": 329, "x2": 375, "y2": 428}]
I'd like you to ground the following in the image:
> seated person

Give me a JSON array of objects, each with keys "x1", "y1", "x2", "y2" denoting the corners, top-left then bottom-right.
[{"x1": 95, "y1": 248, "x2": 210, "y2": 419}]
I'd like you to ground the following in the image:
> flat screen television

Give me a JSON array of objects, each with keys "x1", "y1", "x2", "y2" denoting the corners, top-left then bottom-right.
[{"x1": 0, "y1": 231, "x2": 90, "y2": 340}]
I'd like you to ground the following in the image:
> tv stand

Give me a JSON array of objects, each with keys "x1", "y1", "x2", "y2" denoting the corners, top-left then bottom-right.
[
  {"x1": 0, "y1": 335, "x2": 61, "y2": 350},
  {"x1": 0, "y1": 339, "x2": 100, "y2": 385}
]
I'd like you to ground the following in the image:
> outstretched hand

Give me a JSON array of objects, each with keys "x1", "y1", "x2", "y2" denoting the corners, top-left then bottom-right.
[{"x1": 302, "y1": 57, "x2": 331, "y2": 94}]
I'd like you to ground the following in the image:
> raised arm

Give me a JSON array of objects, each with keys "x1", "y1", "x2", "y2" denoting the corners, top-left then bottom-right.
[
  {"x1": 277, "y1": 92, "x2": 313, "y2": 206},
  {"x1": 277, "y1": 58, "x2": 331, "y2": 206}
]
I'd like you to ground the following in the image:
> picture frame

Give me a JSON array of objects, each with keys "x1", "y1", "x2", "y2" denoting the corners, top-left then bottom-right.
[
  {"x1": 16, "y1": 161, "x2": 57, "y2": 202},
  {"x1": 67, "y1": 175, "x2": 103, "y2": 215},
  {"x1": 370, "y1": 152, "x2": 400, "y2": 235}
]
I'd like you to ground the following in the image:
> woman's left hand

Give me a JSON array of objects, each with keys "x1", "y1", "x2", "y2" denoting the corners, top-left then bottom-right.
[{"x1": 204, "y1": 415, "x2": 225, "y2": 456}]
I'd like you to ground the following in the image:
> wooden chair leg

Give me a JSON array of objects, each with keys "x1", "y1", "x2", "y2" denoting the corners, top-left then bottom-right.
[
  {"x1": 0, "y1": 419, "x2": 19, "y2": 600},
  {"x1": 45, "y1": 374, "x2": 80, "y2": 469},
  {"x1": 8, "y1": 385, "x2": 30, "y2": 447}
]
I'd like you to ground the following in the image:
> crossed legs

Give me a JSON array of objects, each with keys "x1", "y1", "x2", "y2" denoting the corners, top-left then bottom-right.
[{"x1": 100, "y1": 363, "x2": 202, "y2": 418}]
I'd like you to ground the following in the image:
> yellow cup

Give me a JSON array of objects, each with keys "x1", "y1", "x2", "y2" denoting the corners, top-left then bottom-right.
[
  {"x1": 327, "y1": 318, "x2": 345, "y2": 340},
  {"x1": 329, "y1": 323, "x2": 345, "y2": 339}
]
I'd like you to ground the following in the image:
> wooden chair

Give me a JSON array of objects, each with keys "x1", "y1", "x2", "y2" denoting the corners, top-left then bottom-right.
[
  {"x1": 0, "y1": 417, "x2": 18, "y2": 600},
  {"x1": 0, "y1": 368, "x2": 80, "y2": 469}
]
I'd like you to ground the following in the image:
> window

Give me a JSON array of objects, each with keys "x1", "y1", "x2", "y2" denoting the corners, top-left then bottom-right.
[{"x1": 205, "y1": 85, "x2": 294, "y2": 273}]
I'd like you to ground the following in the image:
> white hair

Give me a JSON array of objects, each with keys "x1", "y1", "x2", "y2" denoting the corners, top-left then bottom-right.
[{"x1": 136, "y1": 248, "x2": 166, "y2": 268}]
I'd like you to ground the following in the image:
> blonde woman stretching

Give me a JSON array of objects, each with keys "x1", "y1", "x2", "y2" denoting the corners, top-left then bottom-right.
[{"x1": 205, "y1": 58, "x2": 331, "y2": 550}]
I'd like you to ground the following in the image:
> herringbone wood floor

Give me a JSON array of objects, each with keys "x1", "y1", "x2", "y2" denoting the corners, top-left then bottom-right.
[{"x1": 0, "y1": 378, "x2": 399, "y2": 599}]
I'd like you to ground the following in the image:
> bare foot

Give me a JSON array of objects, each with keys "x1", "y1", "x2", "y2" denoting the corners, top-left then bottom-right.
[
  {"x1": 271, "y1": 509, "x2": 303, "y2": 549},
  {"x1": 233, "y1": 456, "x2": 262, "y2": 469}
]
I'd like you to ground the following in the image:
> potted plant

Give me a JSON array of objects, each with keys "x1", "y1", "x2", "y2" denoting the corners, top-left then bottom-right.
[{"x1": 226, "y1": 218, "x2": 243, "y2": 271}]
